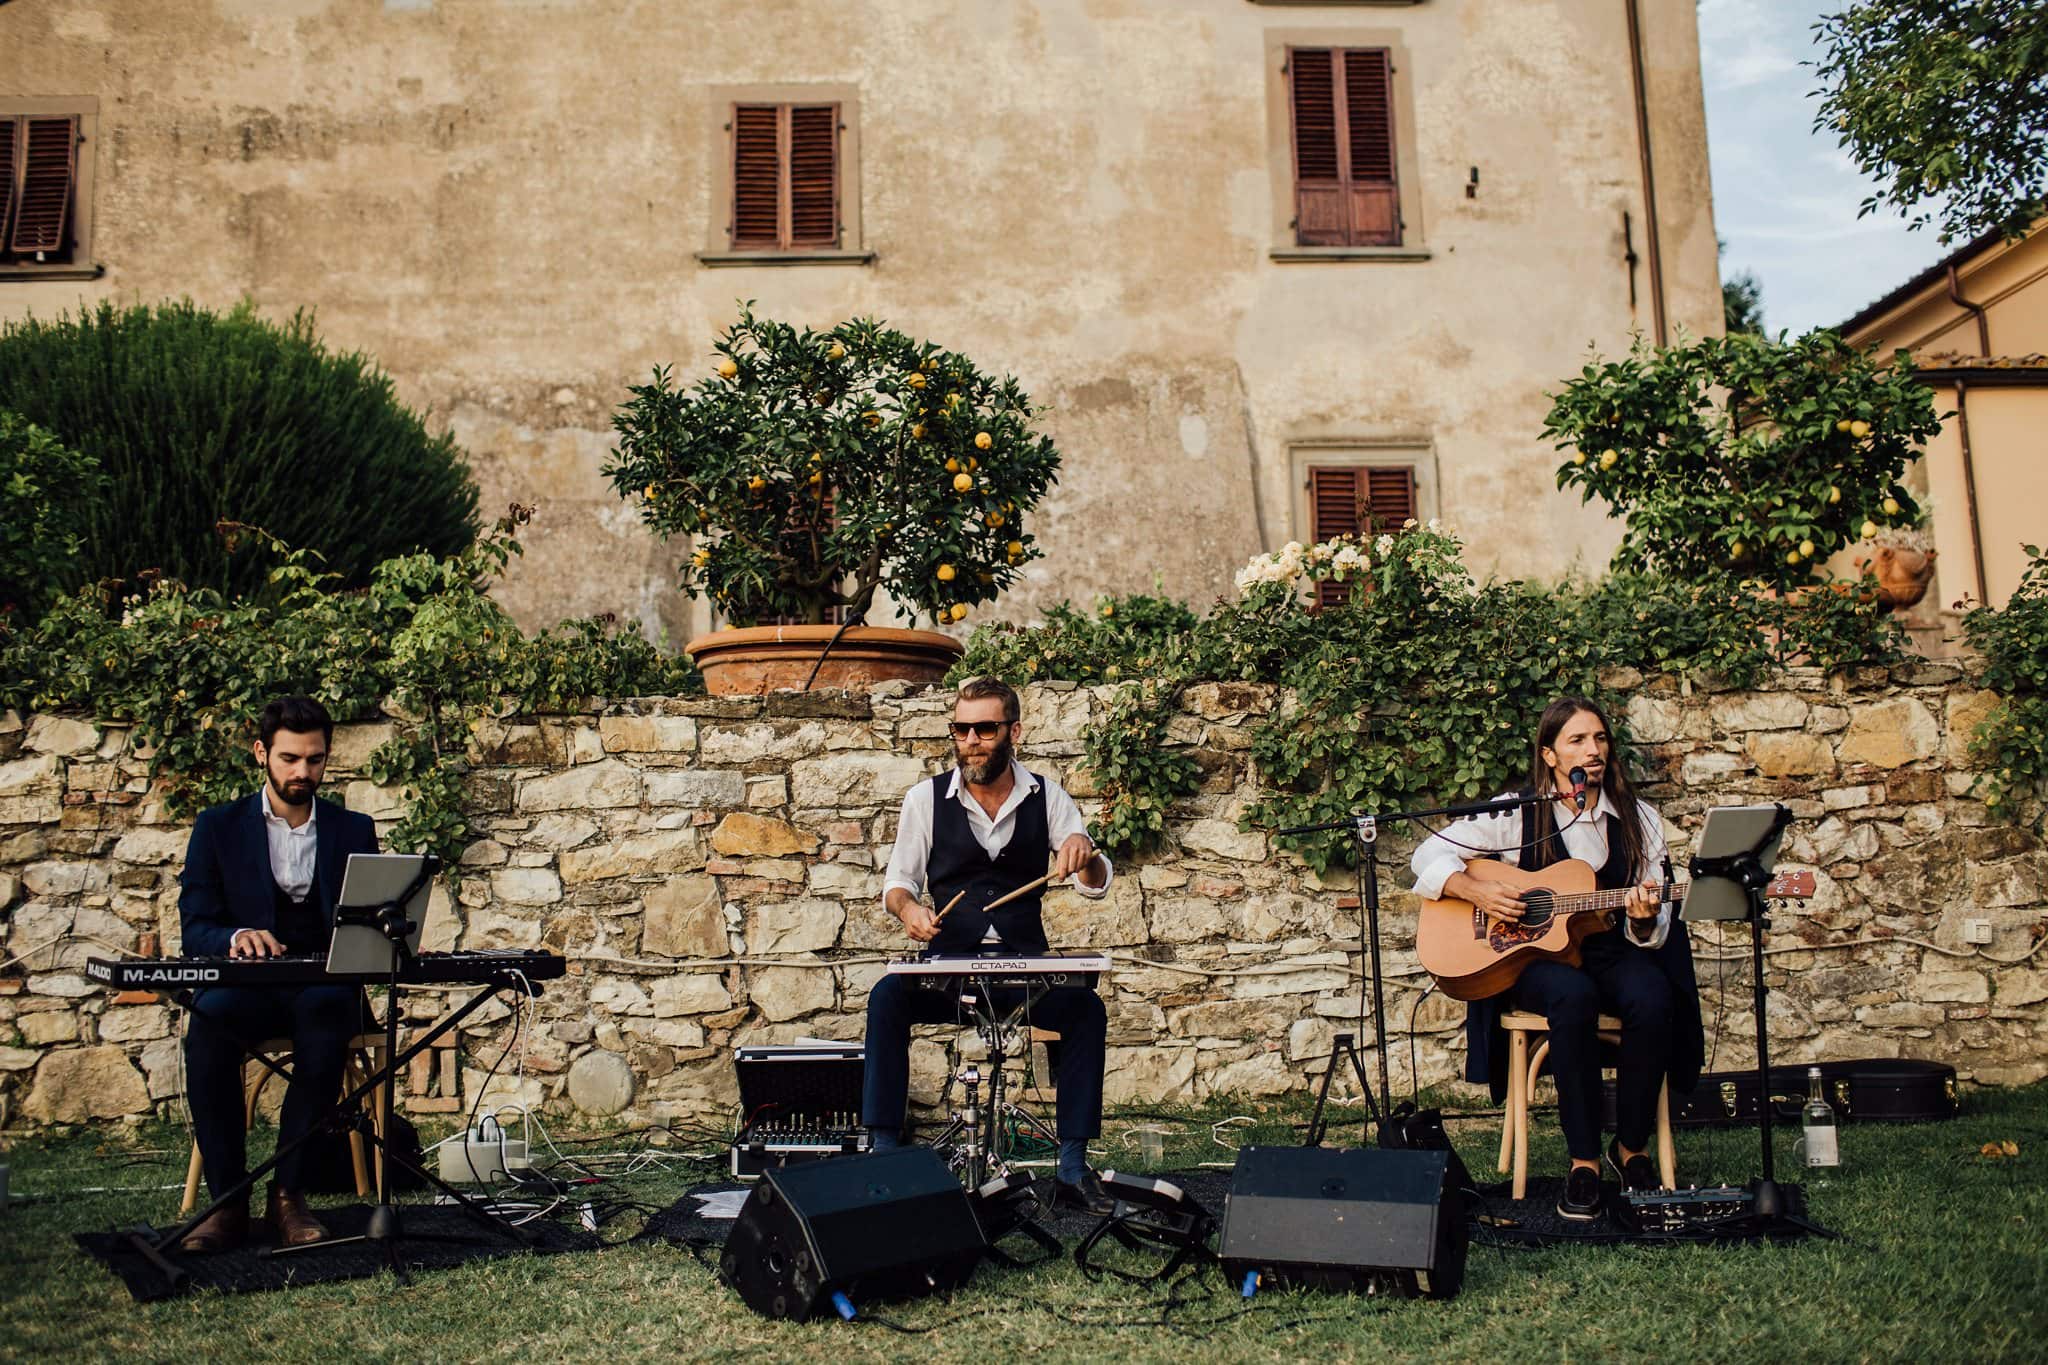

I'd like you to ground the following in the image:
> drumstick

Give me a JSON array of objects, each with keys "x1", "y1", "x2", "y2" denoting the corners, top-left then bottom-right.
[
  {"x1": 982, "y1": 871, "x2": 1059, "y2": 914},
  {"x1": 932, "y1": 889, "x2": 968, "y2": 923}
]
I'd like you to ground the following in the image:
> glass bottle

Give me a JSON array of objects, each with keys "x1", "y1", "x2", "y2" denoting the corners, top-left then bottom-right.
[{"x1": 1801, "y1": 1065, "x2": 1840, "y2": 1171}]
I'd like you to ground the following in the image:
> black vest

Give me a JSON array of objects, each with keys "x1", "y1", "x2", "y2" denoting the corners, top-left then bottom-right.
[
  {"x1": 270, "y1": 870, "x2": 327, "y2": 955},
  {"x1": 926, "y1": 772, "x2": 1050, "y2": 954},
  {"x1": 1522, "y1": 793, "x2": 1634, "y2": 953}
]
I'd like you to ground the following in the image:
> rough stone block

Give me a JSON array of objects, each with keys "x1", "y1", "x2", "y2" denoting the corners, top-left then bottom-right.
[
  {"x1": 518, "y1": 760, "x2": 643, "y2": 812},
  {"x1": 748, "y1": 963, "x2": 836, "y2": 1021},
  {"x1": 651, "y1": 973, "x2": 734, "y2": 1016},
  {"x1": 1203, "y1": 1051, "x2": 1296, "y2": 1098},
  {"x1": 490, "y1": 867, "x2": 564, "y2": 906},
  {"x1": 328, "y1": 722, "x2": 395, "y2": 771},
  {"x1": 23, "y1": 1044, "x2": 151, "y2": 1121},
  {"x1": 701, "y1": 722, "x2": 828, "y2": 765},
  {"x1": 710, "y1": 813, "x2": 820, "y2": 857},
  {"x1": 567, "y1": 1049, "x2": 635, "y2": 1115},
  {"x1": 1182, "y1": 818, "x2": 1266, "y2": 862},
  {"x1": 559, "y1": 829, "x2": 705, "y2": 883},
  {"x1": 1044, "y1": 878, "x2": 1148, "y2": 947},
  {"x1": 1838, "y1": 698, "x2": 1939, "y2": 768},
  {"x1": 1711, "y1": 693, "x2": 1809, "y2": 732},
  {"x1": 642, "y1": 876, "x2": 727, "y2": 959},
  {"x1": 790, "y1": 754, "x2": 929, "y2": 808},
  {"x1": 1913, "y1": 970, "x2": 1989, "y2": 1004},
  {"x1": 745, "y1": 900, "x2": 845, "y2": 954},
  {"x1": 1102, "y1": 1044, "x2": 1197, "y2": 1104},
  {"x1": 600, "y1": 714, "x2": 699, "y2": 755},
  {"x1": 1747, "y1": 732, "x2": 1833, "y2": 778},
  {"x1": 644, "y1": 769, "x2": 749, "y2": 810},
  {"x1": 26, "y1": 715, "x2": 99, "y2": 756},
  {"x1": 807, "y1": 862, "x2": 880, "y2": 898}
]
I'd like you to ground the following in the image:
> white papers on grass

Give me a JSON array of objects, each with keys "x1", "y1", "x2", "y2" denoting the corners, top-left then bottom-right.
[{"x1": 692, "y1": 1189, "x2": 751, "y2": 1220}]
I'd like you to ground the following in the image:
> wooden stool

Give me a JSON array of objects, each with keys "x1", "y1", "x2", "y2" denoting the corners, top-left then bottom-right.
[
  {"x1": 181, "y1": 1033, "x2": 389, "y2": 1214},
  {"x1": 1496, "y1": 1010, "x2": 1676, "y2": 1200}
]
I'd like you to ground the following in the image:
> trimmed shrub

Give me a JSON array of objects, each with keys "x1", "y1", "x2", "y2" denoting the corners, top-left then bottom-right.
[
  {"x1": 0, "y1": 300, "x2": 479, "y2": 596},
  {"x1": 0, "y1": 410, "x2": 104, "y2": 622}
]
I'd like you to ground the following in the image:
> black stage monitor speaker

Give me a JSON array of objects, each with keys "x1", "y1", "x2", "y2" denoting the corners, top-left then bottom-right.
[
  {"x1": 1218, "y1": 1145, "x2": 1468, "y2": 1300},
  {"x1": 719, "y1": 1147, "x2": 985, "y2": 1321}
]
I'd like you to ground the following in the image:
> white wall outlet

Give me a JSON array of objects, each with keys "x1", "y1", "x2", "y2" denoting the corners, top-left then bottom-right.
[{"x1": 1963, "y1": 919, "x2": 1995, "y2": 945}]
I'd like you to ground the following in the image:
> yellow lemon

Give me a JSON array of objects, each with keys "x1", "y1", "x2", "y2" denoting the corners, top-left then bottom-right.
[
  {"x1": 863, "y1": 411, "x2": 882, "y2": 427},
  {"x1": 910, "y1": 423, "x2": 926, "y2": 439},
  {"x1": 937, "y1": 563, "x2": 957, "y2": 582},
  {"x1": 950, "y1": 603, "x2": 969, "y2": 622},
  {"x1": 879, "y1": 522, "x2": 894, "y2": 535},
  {"x1": 643, "y1": 484, "x2": 656, "y2": 500},
  {"x1": 1827, "y1": 486, "x2": 1841, "y2": 505},
  {"x1": 1861, "y1": 519, "x2": 1879, "y2": 539},
  {"x1": 1836, "y1": 418, "x2": 1852, "y2": 433},
  {"x1": 975, "y1": 431, "x2": 993, "y2": 450},
  {"x1": 692, "y1": 549, "x2": 709, "y2": 567},
  {"x1": 828, "y1": 343, "x2": 846, "y2": 360},
  {"x1": 953, "y1": 472, "x2": 973, "y2": 493},
  {"x1": 808, "y1": 471, "x2": 822, "y2": 486},
  {"x1": 1882, "y1": 495, "x2": 1901, "y2": 516},
  {"x1": 1785, "y1": 549, "x2": 1802, "y2": 566},
  {"x1": 809, "y1": 450, "x2": 822, "y2": 464},
  {"x1": 1730, "y1": 540, "x2": 1747, "y2": 559},
  {"x1": 717, "y1": 360, "x2": 738, "y2": 379},
  {"x1": 1101, "y1": 603, "x2": 1115, "y2": 618},
  {"x1": 1006, "y1": 540, "x2": 1024, "y2": 558},
  {"x1": 908, "y1": 374, "x2": 927, "y2": 389},
  {"x1": 1799, "y1": 539, "x2": 1816, "y2": 558},
  {"x1": 1599, "y1": 450, "x2": 1618, "y2": 470},
  {"x1": 987, "y1": 512, "x2": 1004, "y2": 528},
  {"x1": 1850, "y1": 420, "x2": 1871, "y2": 439},
  {"x1": 967, "y1": 457, "x2": 979, "y2": 472},
  {"x1": 946, "y1": 457, "x2": 961, "y2": 474},
  {"x1": 1572, "y1": 451, "x2": 1587, "y2": 466},
  {"x1": 747, "y1": 476, "x2": 765, "y2": 492}
]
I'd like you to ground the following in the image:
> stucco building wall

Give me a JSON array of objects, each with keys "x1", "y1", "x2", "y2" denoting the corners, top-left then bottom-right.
[{"x1": 2, "y1": 0, "x2": 1720, "y2": 638}]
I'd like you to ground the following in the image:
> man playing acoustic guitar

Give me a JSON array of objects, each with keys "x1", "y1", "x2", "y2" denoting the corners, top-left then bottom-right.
[{"x1": 1410, "y1": 696, "x2": 1703, "y2": 1221}]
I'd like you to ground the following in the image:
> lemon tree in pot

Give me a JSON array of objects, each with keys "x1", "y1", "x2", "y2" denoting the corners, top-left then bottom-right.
[{"x1": 606, "y1": 306, "x2": 1061, "y2": 692}]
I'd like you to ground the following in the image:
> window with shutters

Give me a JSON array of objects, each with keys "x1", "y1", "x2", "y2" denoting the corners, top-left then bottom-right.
[
  {"x1": 1305, "y1": 464, "x2": 1417, "y2": 606},
  {"x1": 701, "y1": 86, "x2": 869, "y2": 267},
  {"x1": 1262, "y1": 34, "x2": 1424, "y2": 260},
  {"x1": 1287, "y1": 47, "x2": 1399, "y2": 248},
  {"x1": 0, "y1": 98, "x2": 99, "y2": 280}
]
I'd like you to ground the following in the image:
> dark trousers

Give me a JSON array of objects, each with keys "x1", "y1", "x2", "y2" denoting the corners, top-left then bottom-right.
[
  {"x1": 185, "y1": 985, "x2": 366, "y2": 1201},
  {"x1": 862, "y1": 975, "x2": 1108, "y2": 1140},
  {"x1": 1509, "y1": 934, "x2": 1674, "y2": 1162}
]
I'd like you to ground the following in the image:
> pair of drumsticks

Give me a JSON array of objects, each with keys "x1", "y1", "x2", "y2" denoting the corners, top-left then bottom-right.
[{"x1": 934, "y1": 871, "x2": 1058, "y2": 923}]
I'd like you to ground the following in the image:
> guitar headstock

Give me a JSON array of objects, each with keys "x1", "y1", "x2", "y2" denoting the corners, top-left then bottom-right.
[{"x1": 1765, "y1": 870, "x2": 1816, "y2": 899}]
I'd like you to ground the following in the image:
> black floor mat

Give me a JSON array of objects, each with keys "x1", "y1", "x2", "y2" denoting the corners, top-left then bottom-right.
[{"x1": 77, "y1": 1202, "x2": 603, "y2": 1302}]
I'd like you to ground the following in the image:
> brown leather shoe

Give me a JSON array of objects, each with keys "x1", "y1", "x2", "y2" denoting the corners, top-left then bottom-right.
[
  {"x1": 266, "y1": 1185, "x2": 329, "y2": 1247},
  {"x1": 179, "y1": 1202, "x2": 249, "y2": 1254}
]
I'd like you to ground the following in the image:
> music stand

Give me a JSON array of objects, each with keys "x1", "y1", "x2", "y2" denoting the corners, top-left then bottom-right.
[{"x1": 1686, "y1": 804, "x2": 1834, "y2": 1239}]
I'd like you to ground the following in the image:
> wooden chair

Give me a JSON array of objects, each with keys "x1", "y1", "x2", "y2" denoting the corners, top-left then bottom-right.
[
  {"x1": 1496, "y1": 1010, "x2": 1676, "y2": 1200},
  {"x1": 180, "y1": 1033, "x2": 389, "y2": 1214}
]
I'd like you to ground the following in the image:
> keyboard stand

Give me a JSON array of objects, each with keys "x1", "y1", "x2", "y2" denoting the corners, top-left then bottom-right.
[
  {"x1": 132, "y1": 892, "x2": 544, "y2": 1285},
  {"x1": 924, "y1": 981, "x2": 1063, "y2": 1190}
]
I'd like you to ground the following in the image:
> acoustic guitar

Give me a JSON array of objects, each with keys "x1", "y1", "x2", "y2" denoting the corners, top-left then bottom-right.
[{"x1": 1416, "y1": 858, "x2": 1817, "y2": 1002}]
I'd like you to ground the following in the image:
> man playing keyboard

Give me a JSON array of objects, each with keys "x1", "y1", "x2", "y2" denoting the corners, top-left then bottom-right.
[
  {"x1": 175, "y1": 696, "x2": 379, "y2": 1252},
  {"x1": 864, "y1": 677, "x2": 1116, "y2": 1213}
]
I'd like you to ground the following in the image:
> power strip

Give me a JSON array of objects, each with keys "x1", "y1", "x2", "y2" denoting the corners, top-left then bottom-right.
[{"x1": 438, "y1": 1137, "x2": 531, "y2": 1185}]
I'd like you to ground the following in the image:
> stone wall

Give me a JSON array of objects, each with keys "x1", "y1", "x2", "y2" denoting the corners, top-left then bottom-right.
[{"x1": 2, "y1": 664, "x2": 2043, "y2": 1130}]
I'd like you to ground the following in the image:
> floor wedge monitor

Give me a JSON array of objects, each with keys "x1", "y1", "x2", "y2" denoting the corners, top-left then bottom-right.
[
  {"x1": 1219, "y1": 1145, "x2": 1468, "y2": 1300},
  {"x1": 719, "y1": 1146, "x2": 985, "y2": 1321}
]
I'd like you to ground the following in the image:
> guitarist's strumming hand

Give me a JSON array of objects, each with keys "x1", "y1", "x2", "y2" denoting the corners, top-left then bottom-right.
[{"x1": 1444, "y1": 870, "x2": 1526, "y2": 923}]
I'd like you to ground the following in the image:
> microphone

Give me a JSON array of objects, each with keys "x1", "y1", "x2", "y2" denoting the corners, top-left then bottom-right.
[{"x1": 1567, "y1": 766, "x2": 1589, "y2": 811}]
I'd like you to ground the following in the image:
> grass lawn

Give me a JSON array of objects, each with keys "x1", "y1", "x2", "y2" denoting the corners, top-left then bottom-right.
[{"x1": 3, "y1": 1084, "x2": 2045, "y2": 1364}]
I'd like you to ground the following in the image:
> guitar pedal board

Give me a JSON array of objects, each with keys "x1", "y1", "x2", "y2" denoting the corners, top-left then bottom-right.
[{"x1": 1616, "y1": 1184, "x2": 1757, "y2": 1235}]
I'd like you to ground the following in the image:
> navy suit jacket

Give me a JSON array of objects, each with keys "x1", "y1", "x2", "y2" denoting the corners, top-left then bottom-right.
[{"x1": 178, "y1": 792, "x2": 380, "y2": 957}]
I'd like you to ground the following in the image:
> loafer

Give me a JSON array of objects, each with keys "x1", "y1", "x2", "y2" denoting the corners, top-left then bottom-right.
[
  {"x1": 1051, "y1": 1172, "x2": 1116, "y2": 1217},
  {"x1": 1556, "y1": 1165, "x2": 1601, "y2": 1222},
  {"x1": 179, "y1": 1202, "x2": 250, "y2": 1254},
  {"x1": 1606, "y1": 1139, "x2": 1659, "y2": 1192},
  {"x1": 267, "y1": 1184, "x2": 330, "y2": 1247}
]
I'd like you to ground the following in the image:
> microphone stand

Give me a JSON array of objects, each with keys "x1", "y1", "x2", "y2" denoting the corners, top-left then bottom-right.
[{"x1": 1279, "y1": 790, "x2": 1559, "y2": 1144}]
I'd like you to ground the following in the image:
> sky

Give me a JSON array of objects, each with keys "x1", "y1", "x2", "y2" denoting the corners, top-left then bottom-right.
[{"x1": 1698, "y1": 0, "x2": 1956, "y2": 336}]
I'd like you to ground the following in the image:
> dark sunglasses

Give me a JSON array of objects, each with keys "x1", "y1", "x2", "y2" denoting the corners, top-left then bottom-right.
[{"x1": 948, "y1": 720, "x2": 1008, "y2": 740}]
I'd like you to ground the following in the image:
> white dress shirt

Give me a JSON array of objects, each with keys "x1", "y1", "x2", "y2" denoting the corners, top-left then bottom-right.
[
  {"x1": 1409, "y1": 789, "x2": 1673, "y2": 949},
  {"x1": 883, "y1": 759, "x2": 1112, "y2": 906},
  {"x1": 260, "y1": 789, "x2": 318, "y2": 902}
]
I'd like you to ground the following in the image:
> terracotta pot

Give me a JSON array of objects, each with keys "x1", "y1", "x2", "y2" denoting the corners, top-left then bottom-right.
[
  {"x1": 685, "y1": 624, "x2": 964, "y2": 695},
  {"x1": 1855, "y1": 544, "x2": 1938, "y2": 610}
]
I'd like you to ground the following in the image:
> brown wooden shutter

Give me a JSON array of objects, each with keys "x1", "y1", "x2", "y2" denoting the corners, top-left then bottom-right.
[
  {"x1": 1341, "y1": 50, "x2": 1399, "y2": 247},
  {"x1": 0, "y1": 120, "x2": 18, "y2": 249},
  {"x1": 1308, "y1": 465, "x2": 1416, "y2": 607},
  {"x1": 1288, "y1": 49, "x2": 1348, "y2": 247},
  {"x1": 731, "y1": 104, "x2": 781, "y2": 248},
  {"x1": 1363, "y1": 466, "x2": 1416, "y2": 531},
  {"x1": 787, "y1": 104, "x2": 839, "y2": 248},
  {"x1": 1287, "y1": 48, "x2": 1400, "y2": 248},
  {"x1": 9, "y1": 116, "x2": 77, "y2": 256}
]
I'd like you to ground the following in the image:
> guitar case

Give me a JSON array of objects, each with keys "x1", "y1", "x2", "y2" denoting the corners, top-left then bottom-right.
[{"x1": 1602, "y1": 1058, "x2": 1958, "y2": 1129}]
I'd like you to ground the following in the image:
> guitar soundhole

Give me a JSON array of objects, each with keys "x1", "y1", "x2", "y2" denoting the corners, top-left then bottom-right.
[{"x1": 1520, "y1": 889, "x2": 1555, "y2": 929}]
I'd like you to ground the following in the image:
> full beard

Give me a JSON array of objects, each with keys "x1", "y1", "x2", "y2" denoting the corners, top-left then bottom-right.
[
  {"x1": 960, "y1": 736, "x2": 1014, "y2": 786},
  {"x1": 268, "y1": 771, "x2": 317, "y2": 809}
]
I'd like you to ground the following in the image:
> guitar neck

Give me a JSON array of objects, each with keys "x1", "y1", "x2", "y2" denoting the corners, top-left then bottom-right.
[{"x1": 1549, "y1": 882, "x2": 1688, "y2": 917}]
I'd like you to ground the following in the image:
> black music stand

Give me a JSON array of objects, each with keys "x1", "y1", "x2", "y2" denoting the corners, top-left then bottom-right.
[
  {"x1": 1686, "y1": 804, "x2": 1834, "y2": 1240},
  {"x1": 134, "y1": 856, "x2": 539, "y2": 1286}
]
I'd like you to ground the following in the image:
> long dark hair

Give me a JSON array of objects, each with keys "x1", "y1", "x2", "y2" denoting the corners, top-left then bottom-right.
[{"x1": 1528, "y1": 696, "x2": 1646, "y2": 880}]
